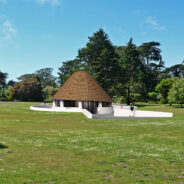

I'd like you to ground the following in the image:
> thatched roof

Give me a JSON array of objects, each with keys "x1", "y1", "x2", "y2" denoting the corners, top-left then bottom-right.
[{"x1": 53, "y1": 71, "x2": 112, "y2": 102}]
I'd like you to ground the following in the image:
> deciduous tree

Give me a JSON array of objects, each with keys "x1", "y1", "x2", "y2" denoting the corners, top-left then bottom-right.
[{"x1": 168, "y1": 78, "x2": 184, "y2": 107}]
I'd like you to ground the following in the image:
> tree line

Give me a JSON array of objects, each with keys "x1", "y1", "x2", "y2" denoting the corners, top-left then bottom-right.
[{"x1": 0, "y1": 28, "x2": 184, "y2": 105}]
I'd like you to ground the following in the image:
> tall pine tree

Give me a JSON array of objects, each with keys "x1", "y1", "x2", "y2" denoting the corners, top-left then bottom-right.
[
  {"x1": 77, "y1": 28, "x2": 119, "y2": 95},
  {"x1": 119, "y1": 38, "x2": 142, "y2": 105}
]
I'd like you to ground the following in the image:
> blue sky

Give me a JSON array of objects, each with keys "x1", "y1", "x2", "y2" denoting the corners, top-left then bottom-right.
[{"x1": 0, "y1": 0, "x2": 184, "y2": 80}]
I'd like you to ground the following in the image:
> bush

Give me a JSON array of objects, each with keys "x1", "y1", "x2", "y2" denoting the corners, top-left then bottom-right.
[{"x1": 0, "y1": 86, "x2": 13, "y2": 101}]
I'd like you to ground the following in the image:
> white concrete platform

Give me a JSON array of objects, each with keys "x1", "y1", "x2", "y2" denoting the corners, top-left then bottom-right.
[
  {"x1": 114, "y1": 109, "x2": 173, "y2": 118},
  {"x1": 30, "y1": 105, "x2": 173, "y2": 119}
]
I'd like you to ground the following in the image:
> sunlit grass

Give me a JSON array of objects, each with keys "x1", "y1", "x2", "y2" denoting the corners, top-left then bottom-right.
[{"x1": 0, "y1": 102, "x2": 183, "y2": 183}]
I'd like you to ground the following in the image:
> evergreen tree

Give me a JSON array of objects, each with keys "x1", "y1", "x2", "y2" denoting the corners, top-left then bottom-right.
[
  {"x1": 119, "y1": 38, "x2": 142, "y2": 105},
  {"x1": 77, "y1": 28, "x2": 119, "y2": 94},
  {"x1": 163, "y1": 63, "x2": 184, "y2": 78},
  {"x1": 0, "y1": 71, "x2": 8, "y2": 89},
  {"x1": 138, "y1": 42, "x2": 164, "y2": 100},
  {"x1": 58, "y1": 59, "x2": 82, "y2": 85},
  {"x1": 138, "y1": 41, "x2": 162, "y2": 66}
]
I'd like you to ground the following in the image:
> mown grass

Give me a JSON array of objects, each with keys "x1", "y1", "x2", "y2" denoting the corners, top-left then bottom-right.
[{"x1": 0, "y1": 102, "x2": 183, "y2": 184}]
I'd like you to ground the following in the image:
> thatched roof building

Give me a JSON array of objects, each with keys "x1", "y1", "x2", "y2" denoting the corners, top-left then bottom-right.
[
  {"x1": 52, "y1": 71, "x2": 113, "y2": 114},
  {"x1": 53, "y1": 71, "x2": 112, "y2": 102}
]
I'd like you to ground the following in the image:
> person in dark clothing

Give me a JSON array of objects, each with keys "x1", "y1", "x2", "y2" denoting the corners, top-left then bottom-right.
[
  {"x1": 130, "y1": 105, "x2": 135, "y2": 117},
  {"x1": 130, "y1": 106, "x2": 134, "y2": 111}
]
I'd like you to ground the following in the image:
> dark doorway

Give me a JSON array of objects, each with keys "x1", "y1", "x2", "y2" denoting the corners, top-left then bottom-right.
[{"x1": 82, "y1": 101, "x2": 98, "y2": 114}]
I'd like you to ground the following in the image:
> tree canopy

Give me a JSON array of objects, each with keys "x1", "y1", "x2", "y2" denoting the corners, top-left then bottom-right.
[
  {"x1": 156, "y1": 78, "x2": 176, "y2": 104},
  {"x1": 168, "y1": 78, "x2": 184, "y2": 107},
  {"x1": 0, "y1": 71, "x2": 8, "y2": 89}
]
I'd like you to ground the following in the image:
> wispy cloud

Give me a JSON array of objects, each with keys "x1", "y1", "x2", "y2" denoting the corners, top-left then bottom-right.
[
  {"x1": 0, "y1": 18, "x2": 17, "y2": 41},
  {"x1": 145, "y1": 16, "x2": 165, "y2": 31},
  {"x1": 0, "y1": 0, "x2": 7, "y2": 4},
  {"x1": 2, "y1": 20, "x2": 17, "y2": 40},
  {"x1": 36, "y1": 0, "x2": 60, "y2": 6}
]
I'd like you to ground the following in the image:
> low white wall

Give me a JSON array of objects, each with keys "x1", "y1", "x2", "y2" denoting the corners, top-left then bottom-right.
[
  {"x1": 30, "y1": 106, "x2": 82, "y2": 112},
  {"x1": 82, "y1": 109, "x2": 93, "y2": 119},
  {"x1": 114, "y1": 109, "x2": 173, "y2": 118},
  {"x1": 114, "y1": 109, "x2": 131, "y2": 117},
  {"x1": 134, "y1": 110, "x2": 173, "y2": 118},
  {"x1": 113, "y1": 105, "x2": 138, "y2": 110},
  {"x1": 97, "y1": 107, "x2": 114, "y2": 114}
]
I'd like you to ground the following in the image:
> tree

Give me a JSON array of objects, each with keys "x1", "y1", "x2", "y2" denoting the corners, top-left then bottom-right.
[
  {"x1": 7, "y1": 80, "x2": 16, "y2": 86},
  {"x1": 77, "y1": 28, "x2": 119, "y2": 94},
  {"x1": 163, "y1": 63, "x2": 184, "y2": 78},
  {"x1": 58, "y1": 59, "x2": 82, "y2": 85},
  {"x1": 17, "y1": 73, "x2": 38, "y2": 82},
  {"x1": 119, "y1": 38, "x2": 142, "y2": 105},
  {"x1": 42, "y1": 86, "x2": 59, "y2": 102},
  {"x1": 18, "y1": 68, "x2": 57, "y2": 88},
  {"x1": 148, "y1": 92, "x2": 158, "y2": 102},
  {"x1": 168, "y1": 78, "x2": 184, "y2": 107},
  {"x1": 12, "y1": 78, "x2": 43, "y2": 102},
  {"x1": 36, "y1": 68, "x2": 56, "y2": 88},
  {"x1": 0, "y1": 71, "x2": 8, "y2": 89},
  {"x1": 156, "y1": 78, "x2": 176, "y2": 104},
  {"x1": 138, "y1": 41, "x2": 162, "y2": 66},
  {"x1": 138, "y1": 42, "x2": 164, "y2": 100}
]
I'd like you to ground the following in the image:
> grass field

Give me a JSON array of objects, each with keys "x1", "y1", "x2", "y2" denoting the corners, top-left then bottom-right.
[{"x1": 0, "y1": 102, "x2": 183, "y2": 184}]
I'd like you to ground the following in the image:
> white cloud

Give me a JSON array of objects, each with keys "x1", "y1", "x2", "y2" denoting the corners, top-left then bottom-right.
[
  {"x1": 146, "y1": 16, "x2": 165, "y2": 31},
  {"x1": 0, "y1": 0, "x2": 7, "y2": 4},
  {"x1": 36, "y1": 0, "x2": 60, "y2": 6},
  {"x1": 1, "y1": 19, "x2": 17, "y2": 40}
]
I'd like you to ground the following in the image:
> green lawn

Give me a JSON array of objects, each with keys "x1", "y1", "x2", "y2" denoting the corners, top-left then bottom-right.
[{"x1": 0, "y1": 102, "x2": 183, "y2": 184}]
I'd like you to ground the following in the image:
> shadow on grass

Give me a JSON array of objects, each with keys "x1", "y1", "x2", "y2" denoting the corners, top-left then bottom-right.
[
  {"x1": 0, "y1": 144, "x2": 8, "y2": 149},
  {"x1": 172, "y1": 106, "x2": 184, "y2": 109}
]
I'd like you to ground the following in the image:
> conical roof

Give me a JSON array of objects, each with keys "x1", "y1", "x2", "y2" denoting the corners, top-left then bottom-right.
[{"x1": 53, "y1": 71, "x2": 112, "y2": 102}]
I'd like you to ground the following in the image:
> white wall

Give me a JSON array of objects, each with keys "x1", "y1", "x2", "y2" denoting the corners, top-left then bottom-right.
[
  {"x1": 114, "y1": 109, "x2": 173, "y2": 118},
  {"x1": 113, "y1": 105, "x2": 137, "y2": 110},
  {"x1": 30, "y1": 106, "x2": 82, "y2": 112},
  {"x1": 82, "y1": 109, "x2": 93, "y2": 119},
  {"x1": 97, "y1": 107, "x2": 114, "y2": 114},
  {"x1": 134, "y1": 110, "x2": 173, "y2": 118}
]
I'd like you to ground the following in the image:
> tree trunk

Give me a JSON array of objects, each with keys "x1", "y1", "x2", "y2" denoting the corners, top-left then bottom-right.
[{"x1": 127, "y1": 88, "x2": 130, "y2": 105}]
